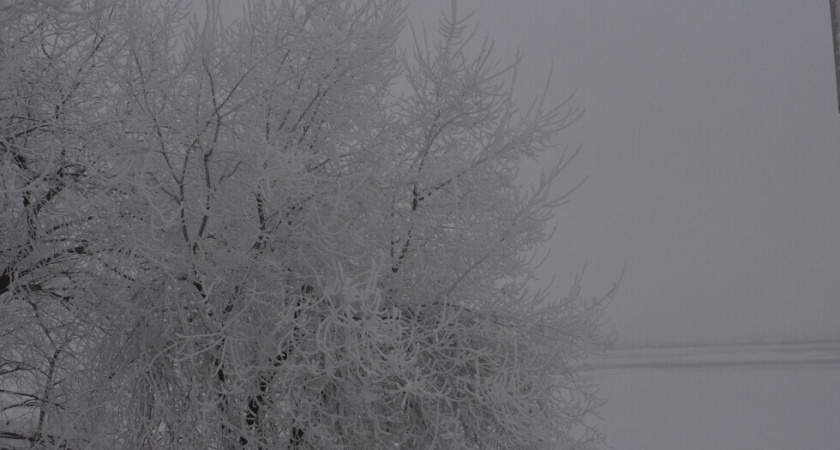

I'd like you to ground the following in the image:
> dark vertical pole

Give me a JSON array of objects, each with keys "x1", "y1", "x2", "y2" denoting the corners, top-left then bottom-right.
[{"x1": 830, "y1": 0, "x2": 840, "y2": 113}]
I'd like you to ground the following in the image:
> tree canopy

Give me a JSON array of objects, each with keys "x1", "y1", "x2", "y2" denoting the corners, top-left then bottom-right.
[{"x1": 0, "y1": 1, "x2": 613, "y2": 448}]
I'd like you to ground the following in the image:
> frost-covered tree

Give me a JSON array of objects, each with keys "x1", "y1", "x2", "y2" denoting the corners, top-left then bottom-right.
[{"x1": 0, "y1": 1, "x2": 613, "y2": 448}]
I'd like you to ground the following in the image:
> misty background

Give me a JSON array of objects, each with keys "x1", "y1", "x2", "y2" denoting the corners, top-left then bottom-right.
[
  {"x1": 212, "y1": 1, "x2": 840, "y2": 347},
  {"x1": 407, "y1": 0, "x2": 840, "y2": 347}
]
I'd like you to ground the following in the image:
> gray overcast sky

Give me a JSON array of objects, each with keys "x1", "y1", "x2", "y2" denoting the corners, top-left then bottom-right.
[
  {"x1": 407, "y1": 0, "x2": 840, "y2": 345},
  {"x1": 212, "y1": 1, "x2": 840, "y2": 346}
]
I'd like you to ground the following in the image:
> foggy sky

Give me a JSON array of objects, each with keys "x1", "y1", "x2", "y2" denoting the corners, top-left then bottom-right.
[
  {"x1": 407, "y1": 0, "x2": 840, "y2": 345},
  {"x1": 209, "y1": 1, "x2": 840, "y2": 346}
]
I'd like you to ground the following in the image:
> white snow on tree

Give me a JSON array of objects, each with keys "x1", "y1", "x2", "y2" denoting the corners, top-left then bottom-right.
[{"x1": 0, "y1": 1, "x2": 614, "y2": 448}]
